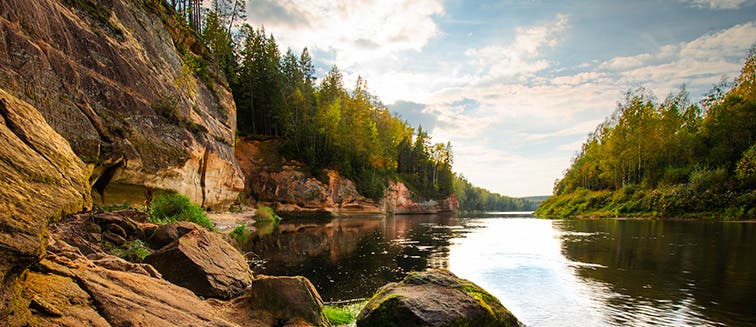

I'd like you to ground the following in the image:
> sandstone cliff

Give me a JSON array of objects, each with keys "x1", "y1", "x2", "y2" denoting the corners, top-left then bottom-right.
[
  {"x1": 236, "y1": 139, "x2": 459, "y2": 216},
  {"x1": 0, "y1": 0, "x2": 243, "y2": 210}
]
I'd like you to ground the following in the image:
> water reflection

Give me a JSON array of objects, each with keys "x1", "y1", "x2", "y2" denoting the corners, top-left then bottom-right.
[
  {"x1": 555, "y1": 219, "x2": 756, "y2": 326},
  {"x1": 247, "y1": 214, "x2": 756, "y2": 326},
  {"x1": 246, "y1": 214, "x2": 465, "y2": 301}
]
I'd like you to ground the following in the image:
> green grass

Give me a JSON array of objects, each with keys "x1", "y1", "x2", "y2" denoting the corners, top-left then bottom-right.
[
  {"x1": 324, "y1": 301, "x2": 366, "y2": 326},
  {"x1": 148, "y1": 192, "x2": 215, "y2": 230},
  {"x1": 100, "y1": 201, "x2": 129, "y2": 212}
]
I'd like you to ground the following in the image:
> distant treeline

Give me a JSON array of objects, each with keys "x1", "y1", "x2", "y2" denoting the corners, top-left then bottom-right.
[
  {"x1": 454, "y1": 176, "x2": 539, "y2": 212},
  {"x1": 536, "y1": 47, "x2": 755, "y2": 219}
]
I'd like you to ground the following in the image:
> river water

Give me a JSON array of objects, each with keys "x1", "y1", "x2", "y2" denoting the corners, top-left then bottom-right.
[{"x1": 246, "y1": 213, "x2": 756, "y2": 326}]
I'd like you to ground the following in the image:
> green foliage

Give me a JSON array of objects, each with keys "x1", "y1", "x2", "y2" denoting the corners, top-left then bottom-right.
[
  {"x1": 232, "y1": 26, "x2": 455, "y2": 201},
  {"x1": 454, "y1": 175, "x2": 538, "y2": 212},
  {"x1": 111, "y1": 240, "x2": 151, "y2": 262},
  {"x1": 229, "y1": 224, "x2": 250, "y2": 246},
  {"x1": 148, "y1": 192, "x2": 215, "y2": 230},
  {"x1": 323, "y1": 304, "x2": 358, "y2": 325},
  {"x1": 540, "y1": 48, "x2": 756, "y2": 219},
  {"x1": 255, "y1": 205, "x2": 281, "y2": 222}
]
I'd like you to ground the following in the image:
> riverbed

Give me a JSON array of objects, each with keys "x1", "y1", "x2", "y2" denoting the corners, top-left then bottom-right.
[{"x1": 246, "y1": 213, "x2": 756, "y2": 326}]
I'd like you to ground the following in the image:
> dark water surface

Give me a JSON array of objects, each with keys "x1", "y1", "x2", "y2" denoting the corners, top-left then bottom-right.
[{"x1": 247, "y1": 213, "x2": 756, "y2": 326}]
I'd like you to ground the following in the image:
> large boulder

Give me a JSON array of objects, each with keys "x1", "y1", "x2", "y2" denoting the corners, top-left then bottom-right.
[
  {"x1": 0, "y1": 90, "x2": 90, "y2": 321},
  {"x1": 17, "y1": 239, "x2": 238, "y2": 327},
  {"x1": 357, "y1": 269, "x2": 523, "y2": 327},
  {"x1": 145, "y1": 225, "x2": 253, "y2": 299},
  {"x1": 0, "y1": 0, "x2": 243, "y2": 210},
  {"x1": 222, "y1": 275, "x2": 331, "y2": 327}
]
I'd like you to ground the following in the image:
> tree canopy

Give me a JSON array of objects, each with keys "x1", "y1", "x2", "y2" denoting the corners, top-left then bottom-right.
[{"x1": 537, "y1": 47, "x2": 756, "y2": 219}]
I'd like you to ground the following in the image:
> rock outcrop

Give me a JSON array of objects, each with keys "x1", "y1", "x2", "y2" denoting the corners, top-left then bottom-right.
[
  {"x1": 236, "y1": 139, "x2": 383, "y2": 216},
  {"x1": 0, "y1": 0, "x2": 243, "y2": 210},
  {"x1": 236, "y1": 139, "x2": 459, "y2": 216},
  {"x1": 219, "y1": 275, "x2": 331, "y2": 327},
  {"x1": 15, "y1": 237, "x2": 240, "y2": 327},
  {"x1": 145, "y1": 225, "x2": 253, "y2": 299},
  {"x1": 357, "y1": 269, "x2": 522, "y2": 327},
  {"x1": 0, "y1": 89, "x2": 90, "y2": 320},
  {"x1": 383, "y1": 181, "x2": 459, "y2": 215}
]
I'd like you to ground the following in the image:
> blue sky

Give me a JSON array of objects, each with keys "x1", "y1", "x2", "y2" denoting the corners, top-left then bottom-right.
[{"x1": 245, "y1": 0, "x2": 756, "y2": 197}]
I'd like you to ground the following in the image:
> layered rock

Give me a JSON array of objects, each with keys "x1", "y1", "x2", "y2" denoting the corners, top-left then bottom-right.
[
  {"x1": 0, "y1": 0, "x2": 243, "y2": 210},
  {"x1": 0, "y1": 90, "x2": 90, "y2": 320},
  {"x1": 383, "y1": 181, "x2": 459, "y2": 215},
  {"x1": 145, "y1": 225, "x2": 253, "y2": 299},
  {"x1": 236, "y1": 140, "x2": 382, "y2": 215},
  {"x1": 357, "y1": 269, "x2": 522, "y2": 327},
  {"x1": 15, "y1": 237, "x2": 239, "y2": 327},
  {"x1": 236, "y1": 139, "x2": 459, "y2": 215}
]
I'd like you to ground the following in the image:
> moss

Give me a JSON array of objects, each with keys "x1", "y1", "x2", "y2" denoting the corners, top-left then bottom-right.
[
  {"x1": 111, "y1": 239, "x2": 151, "y2": 262},
  {"x1": 62, "y1": 0, "x2": 124, "y2": 40},
  {"x1": 323, "y1": 304, "x2": 357, "y2": 325}
]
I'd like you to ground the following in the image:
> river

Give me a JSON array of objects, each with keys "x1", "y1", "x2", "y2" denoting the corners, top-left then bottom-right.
[{"x1": 245, "y1": 213, "x2": 756, "y2": 326}]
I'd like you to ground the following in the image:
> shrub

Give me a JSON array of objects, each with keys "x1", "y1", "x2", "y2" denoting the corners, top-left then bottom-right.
[
  {"x1": 255, "y1": 205, "x2": 281, "y2": 222},
  {"x1": 229, "y1": 224, "x2": 250, "y2": 246},
  {"x1": 148, "y1": 192, "x2": 215, "y2": 230}
]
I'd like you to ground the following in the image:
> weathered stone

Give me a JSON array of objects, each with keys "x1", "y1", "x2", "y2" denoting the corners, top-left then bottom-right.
[
  {"x1": 0, "y1": 0, "x2": 244, "y2": 210},
  {"x1": 26, "y1": 247, "x2": 239, "y2": 327},
  {"x1": 224, "y1": 275, "x2": 331, "y2": 327},
  {"x1": 357, "y1": 269, "x2": 523, "y2": 327},
  {"x1": 0, "y1": 89, "x2": 90, "y2": 320},
  {"x1": 383, "y1": 181, "x2": 459, "y2": 215},
  {"x1": 145, "y1": 227, "x2": 252, "y2": 299}
]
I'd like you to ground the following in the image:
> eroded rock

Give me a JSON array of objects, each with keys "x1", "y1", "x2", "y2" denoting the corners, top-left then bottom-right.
[
  {"x1": 145, "y1": 226, "x2": 253, "y2": 299},
  {"x1": 222, "y1": 275, "x2": 331, "y2": 327},
  {"x1": 357, "y1": 269, "x2": 523, "y2": 327}
]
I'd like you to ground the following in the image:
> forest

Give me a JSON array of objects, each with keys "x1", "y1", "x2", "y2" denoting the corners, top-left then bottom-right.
[
  {"x1": 171, "y1": 0, "x2": 532, "y2": 210},
  {"x1": 536, "y1": 47, "x2": 755, "y2": 219}
]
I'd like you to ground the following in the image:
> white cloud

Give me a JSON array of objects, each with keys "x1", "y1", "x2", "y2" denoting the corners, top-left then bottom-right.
[
  {"x1": 247, "y1": 0, "x2": 444, "y2": 68},
  {"x1": 681, "y1": 0, "x2": 751, "y2": 9},
  {"x1": 464, "y1": 14, "x2": 569, "y2": 80}
]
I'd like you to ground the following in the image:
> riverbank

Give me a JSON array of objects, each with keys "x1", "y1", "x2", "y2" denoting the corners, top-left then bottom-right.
[{"x1": 534, "y1": 187, "x2": 756, "y2": 220}]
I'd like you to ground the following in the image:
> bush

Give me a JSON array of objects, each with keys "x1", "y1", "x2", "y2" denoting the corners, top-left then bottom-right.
[
  {"x1": 148, "y1": 192, "x2": 215, "y2": 230},
  {"x1": 229, "y1": 224, "x2": 250, "y2": 246},
  {"x1": 255, "y1": 205, "x2": 281, "y2": 222}
]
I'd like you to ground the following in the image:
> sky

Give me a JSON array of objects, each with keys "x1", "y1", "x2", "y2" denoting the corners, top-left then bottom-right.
[{"x1": 243, "y1": 0, "x2": 756, "y2": 197}]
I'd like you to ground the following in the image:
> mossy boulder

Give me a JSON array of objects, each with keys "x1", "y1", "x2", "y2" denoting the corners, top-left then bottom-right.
[{"x1": 357, "y1": 269, "x2": 523, "y2": 327}]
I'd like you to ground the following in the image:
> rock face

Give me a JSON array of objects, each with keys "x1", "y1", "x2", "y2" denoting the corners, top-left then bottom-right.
[
  {"x1": 357, "y1": 269, "x2": 523, "y2": 327},
  {"x1": 220, "y1": 275, "x2": 331, "y2": 327},
  {"x1": 0, "y1": 90, "x2": 90, "y2": 319},
  {"x1": 0, "y1": 0, "x2": 243, "y2": 210},
  {"x1": 14, "y1": 237, "x2": 239, "y2": 327},
  {"x1": 236, "y1": 140, "x2": 382, "y2": 215},
  {"x1": 236, "y1": 140, "x2": 458, "y2": 215},
  {"x1": 145, "y1": 225, "x2": 253, "y2": 299},
  {"x1": 383, "y1": 181, "x2": 459, "y2": 215}
]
